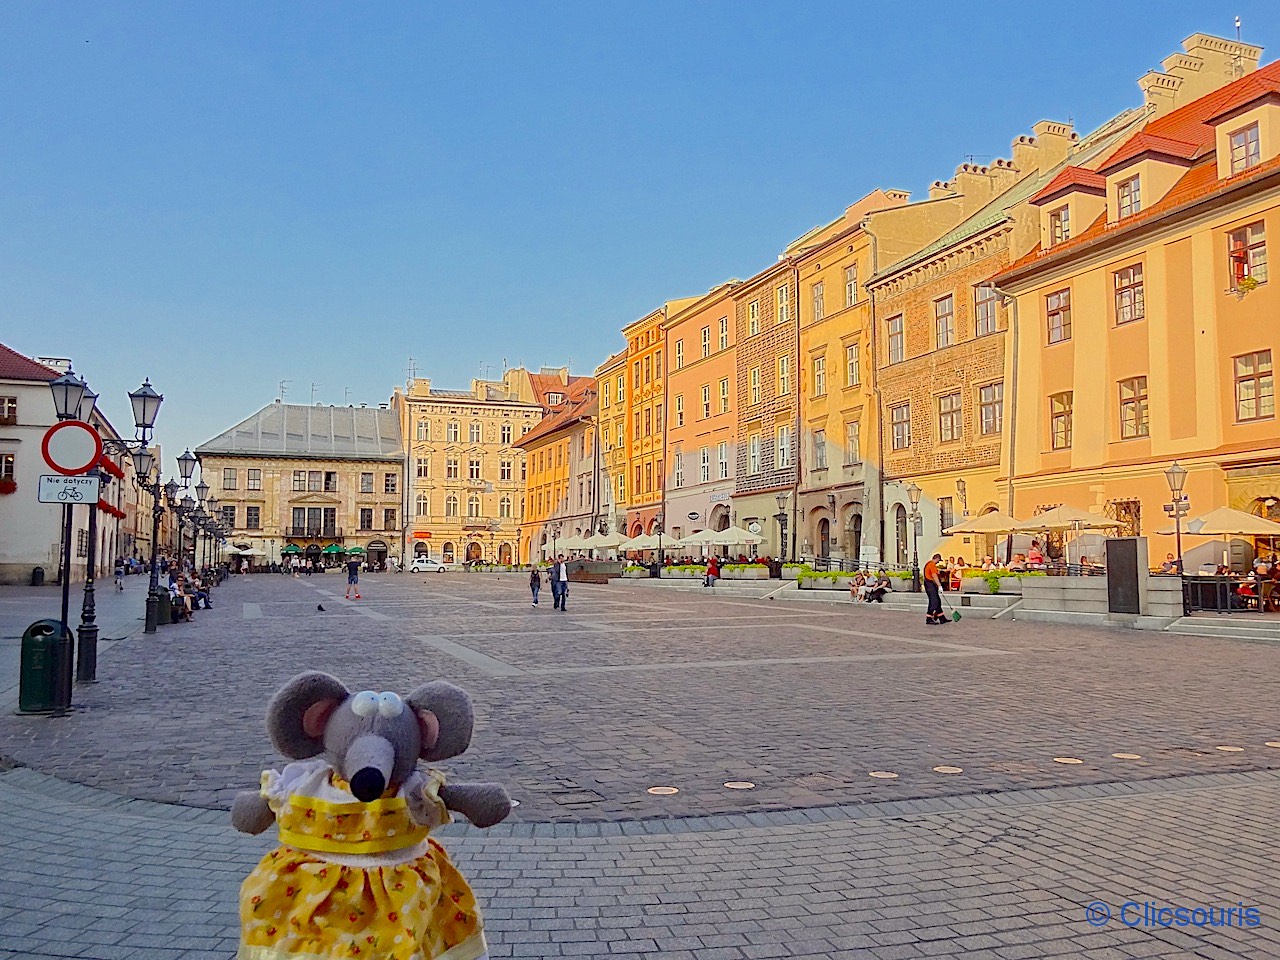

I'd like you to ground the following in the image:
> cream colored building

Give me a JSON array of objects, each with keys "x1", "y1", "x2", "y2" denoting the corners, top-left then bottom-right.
[
  {"x1": 196, "y1": 401, "x2": 405, "y2": 569},
  {"x1": 390, "y1": 373, "x2": 544, "y2": 565}
]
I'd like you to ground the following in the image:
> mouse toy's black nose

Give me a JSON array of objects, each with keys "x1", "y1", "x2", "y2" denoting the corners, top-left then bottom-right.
[{"x1": 350, "y1": 767, "x2": 386, "y2": 802}]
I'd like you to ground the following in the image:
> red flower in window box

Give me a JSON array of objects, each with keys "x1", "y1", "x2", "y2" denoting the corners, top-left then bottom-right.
[{"x1": 0, "y1": 479, "x2": 15, "y2": 495}]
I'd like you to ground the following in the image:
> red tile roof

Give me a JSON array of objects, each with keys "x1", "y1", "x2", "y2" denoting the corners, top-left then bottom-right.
[
  {"x1": 1028, "y1": 166, "x2": 1107, "y2": 206},
  {"x1": 515, "y1": 378, "x2": 598, "y2": 448},
  {"x1": 0, "y1": 342, "x2": 59, "y2": 382},
  {"x1": 1100, "y1": 59, "x2": 1280, "y2": 171},
  {"x1": 528, "y1": 372, "x2": 592, "y2": 409}
]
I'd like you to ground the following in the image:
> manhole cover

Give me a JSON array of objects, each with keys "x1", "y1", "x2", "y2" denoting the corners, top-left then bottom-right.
[
  {"x1": 868, "y1": 771, "x2": 899, "y2": 779},
  {"x1": 647, "y1": 786, "x2": 679, "y2": 796},
  {"x1": 932, "y1": 765, "x2": 963, "y2": 774},
  {"x1": 1216, "y1": 746, "x2": 1244, "y2": 752},
  {"x1": 1112, "y1": 753, "x2": 1142, "y2": 760},
  {"x1": 723, "y1": 781, "x2": 756, "y2": 790},
  {"x1": 1053, "y1": 757, "x2": 1084, "y2": 765}
]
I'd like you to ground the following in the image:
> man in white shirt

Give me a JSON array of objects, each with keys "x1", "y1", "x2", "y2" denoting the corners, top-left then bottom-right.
[{"x1": 549, "y1": 555, "x2": 570, "y2": 611}]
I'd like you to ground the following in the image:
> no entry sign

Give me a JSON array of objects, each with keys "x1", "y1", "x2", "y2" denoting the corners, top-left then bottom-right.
[{"x1": 41, "y1": 420, "x2": 103, "y2": 476}]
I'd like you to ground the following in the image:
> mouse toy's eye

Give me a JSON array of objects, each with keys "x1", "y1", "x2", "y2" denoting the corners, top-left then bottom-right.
[
  {"x1": 377, "y1": 692, "x2": 404, "y2": 718},
  {"x1": 351, "y1": 691, "x2": 379, "y2": 717}
]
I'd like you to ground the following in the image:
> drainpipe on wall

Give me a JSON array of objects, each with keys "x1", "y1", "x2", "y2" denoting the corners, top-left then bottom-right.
[
  {"x1": 992, "y1": 284, "x2": 1020, "y2": 565},
  {"x1": 791, "y1": 262, "x2": 801, "y2": 562},
  {"x1": 868, "y1": 226, "x2": 886, "y2": 566}
]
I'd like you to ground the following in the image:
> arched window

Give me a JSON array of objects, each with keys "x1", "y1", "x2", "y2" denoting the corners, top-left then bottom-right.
[
  {"x1": 467, "y1": 495, "x2": 481, "y2": 517},
  {"x1": 445, "y1": 495, "x2": 458, "y2": 518},
  {"x1": 469, "y1": 422, "x2": 482, "y2": 443},
  {"x1": 499, "y1": 496, "x2": 512, "y2": 518},
  {"x1": 415, "y1": 494, "x2": 429, "y2": 516},
  {"x1": 442, "y1": 541, "x2": 455, "y2": 563},
  {"x1": 498, "y1": 542, "x2": 512, "y2": 564},
  {"x1": 416, "y1": 419, "x2": 429, "y2": 441},
  {"x1": 446, "y1": 421, "x2": 459, "y2": 442}
]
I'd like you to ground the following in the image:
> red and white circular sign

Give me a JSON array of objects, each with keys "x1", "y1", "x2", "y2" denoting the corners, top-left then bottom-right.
[{"x1": 41, "y1": 420, "x2": 103, "y2": 476}]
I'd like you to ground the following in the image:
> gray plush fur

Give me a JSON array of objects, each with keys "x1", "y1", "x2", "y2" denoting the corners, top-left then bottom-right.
[{"x1": 230, "y1": 671, "x2": 511, "y2": 835}]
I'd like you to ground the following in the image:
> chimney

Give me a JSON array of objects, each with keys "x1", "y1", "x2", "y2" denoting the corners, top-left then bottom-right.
[
  {"x1": 1031, "y1": 120, "x2": 1077, "y2": 169},
  {"x1": 928, "y1": 180, "x2": 955, "y2": 200},
  {"x1": 988, "y1": 157, "x2": 1021, "y2": 192},
  {"x1": 883, "y1": 190, "x2": 911, "y2": 204},
  {"x1": 1011, "y1": 134, "x2": 1039, "y2": 172},
  {"x1": 1141, "y1": 34, "x2": 1263, "y2": 117}
]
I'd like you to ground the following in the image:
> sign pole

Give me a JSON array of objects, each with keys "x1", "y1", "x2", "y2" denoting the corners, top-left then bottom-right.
[
  {"x1": 77, "y1": 483, "x2": 100, "y2": 684},
  {"x1": 53, "y1": 503, "x2": 76, "y2": 716}
]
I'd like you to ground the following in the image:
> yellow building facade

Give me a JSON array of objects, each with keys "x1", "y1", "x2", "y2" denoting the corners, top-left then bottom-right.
[
  {"x1": 594, "y1": 350, "x2": 629, "y2": 536},
  {"x1": 390, "y1": 376, "x2": 542, "y2": 565},
  {"x1": 516, "y1": 381, "x2": 599, "y2": 560},
  {"x1": 995, "y1": 43, "x2": 1280, "y2": 568}
]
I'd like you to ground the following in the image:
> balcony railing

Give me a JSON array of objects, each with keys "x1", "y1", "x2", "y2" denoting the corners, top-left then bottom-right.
[{"x1": 284, "y1": 526, "x2": 343, "y2": 539}]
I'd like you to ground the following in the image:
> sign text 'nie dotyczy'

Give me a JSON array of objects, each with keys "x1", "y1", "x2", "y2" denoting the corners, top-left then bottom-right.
[{"x1": 38, "y1": 474, "x2": 101, "y2": 504}]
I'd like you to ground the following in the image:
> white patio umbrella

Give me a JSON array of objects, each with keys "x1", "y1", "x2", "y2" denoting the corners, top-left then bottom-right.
[
  {"x1": 620, "y1": 533, "x2": 662, "y2": 551},
  {"x1": 672, "y1": 528, "x2": 717, "y2": 547},
  {"x1": 944, "y1": 511, "x2": 1024, "y2": 535},
  {"x1": 558, "y1": 534, "x2": 589, "y2": 551},
  {"x1": 590, "y1": 530, "x2": 627, "y2": 549},
  {"x1": 1012, "y1": 505, "x2": 1120, "y2": 531},
  {"x1": 1157, "y1": 506, "x2": 1280, "y2": 537},
  {"x1": 710, "y1": 525, "x2": 765, "y2": 546}
]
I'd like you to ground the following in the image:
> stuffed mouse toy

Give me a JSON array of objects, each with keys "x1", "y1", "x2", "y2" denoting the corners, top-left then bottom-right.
[{"x1": 231, "y1": 671, "x2": 511, "y2": 960}]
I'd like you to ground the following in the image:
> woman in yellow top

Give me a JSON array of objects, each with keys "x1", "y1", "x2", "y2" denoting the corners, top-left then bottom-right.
[{"x1": 232, "y1": 673, "x2": 512, "y2": 960}]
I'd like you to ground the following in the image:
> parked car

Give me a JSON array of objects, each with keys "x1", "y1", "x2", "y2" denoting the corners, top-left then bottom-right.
[{"x1": 409, "y1": 557, "x2": 449, "y2": 573}]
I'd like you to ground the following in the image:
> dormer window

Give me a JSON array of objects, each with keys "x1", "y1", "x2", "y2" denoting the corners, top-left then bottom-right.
[
  {"x1": 1230, "y1": 123, "x2": 1261, "y2": 174},
  {"x1": 547, "y1": 393, "x2": 564, "y2": 405},
  {"x1": 1117, "y1": 177, "x2": 1141, "y2": 218},
  {"x1": 1050, "y1": 206, "x2": 1070, "y2": 244}
]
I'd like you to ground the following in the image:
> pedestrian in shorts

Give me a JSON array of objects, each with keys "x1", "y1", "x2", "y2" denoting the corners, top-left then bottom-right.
[{"x1": 344, "y1": 557, "x2": 361, "y2": 600}]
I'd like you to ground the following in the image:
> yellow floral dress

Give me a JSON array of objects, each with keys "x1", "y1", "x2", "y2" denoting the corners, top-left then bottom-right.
[{"x1": 238, "y1": 758, "x2": 488, "y2": 960}]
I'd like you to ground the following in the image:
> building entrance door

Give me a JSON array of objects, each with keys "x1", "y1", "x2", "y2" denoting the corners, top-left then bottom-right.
[{"x1": 819, "y1": 519, "x2": 830, "y2": 558}]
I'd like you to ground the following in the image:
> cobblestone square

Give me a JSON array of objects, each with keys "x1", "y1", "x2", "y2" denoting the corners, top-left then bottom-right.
[{"x1": 2, "y1": 573, "x2": 1279, "y2": 958}]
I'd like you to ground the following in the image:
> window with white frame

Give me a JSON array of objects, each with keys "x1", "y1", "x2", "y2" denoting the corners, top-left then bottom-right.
[
  {"x1": 617, "y1": 474, "x2": 625, "y2": 501},
  {"x1": 1047, "y1": 289, "x2": 1072, "y2": 343},
  {"x1": 845, "y1": 421, "x2": 861, "y2": 464},
  {"x1": 700, "y1": 447, "x2": 710, "y2": 482},
  {"x1": 1117, "y1": 176, "x2": 1141, "y2": 218},
  {"x1": 844, "y1": 264, "x2": 858, "y2": 306},
  {"x1": 675, "y1": 395, "x2": 684, "y2": 427},
  {"x1": 500, "y1": 496, "x2": 512, "y2": 518},
  {"x1": 718, "y1": 316, "x2": 728, "y2": 350},
  {"x1": 701, "y1": 326, "x2": 710, "y2": 358},
  {"x1": 748, "y1": 299, "x2": 760, "y2": 335},
  {"x1": 778, "y1": 356, "x2": 791, "y2": 395},
  {"x1": 719, "y1": 377, "x2": 729, "y2": 413},
  {"x1": 890, "y1": 403, "x2": 910, "y2": 450},
  {"x1": 675, "y1": 339, "x2": 683, "y2": 369},
  {"x1": 813, "y1": 356, "x2": 826, "y2": 396},
  {"x1": 222, "y1": 467, "x2": 237, "y2": 489},
  {"x1": 500, "y1": 460, "x2": 512, "y2": 481},
  {"x1": 445, "y1": 495, "x2": 459, "y2": 517},
  {"x1": 979, "y1": 382, "x2": 1003, "y2": 435},
  {"x1": 887, "y1": 315, "x2": 905, "y2": 364},
  {"x1": 1119, "y1": 377, "x2": 1149, "y2": 439},
  {"x1": 701, "y1": 384, "x2": 711, "y2": 419},
  {"x1": 717, "y1": 441, "x2": 728, "y2": 478},
  {"x1": 0, "y1": 396, "x2": 15, "y2": 425},
  {"x1": 467, "y1": 494, "x2": 481, "y2": 517},
  {"x1": 416, "y1": 457, "x2": 429, "y2": 478},
  {"x1": 1230, "y1": 123, "x2": 1261, "y2": 174},
  {"x1": 360, "y1": 472, "x2": 373, "y2": 493},
  {"x1": 776, "y1": 284, "x2": 790, "y2": 323},
  {"x1": 247, "y1": 468, "x2": 261, "y2": 490},
  {"x1": 447, "y1": 421, "x2": 459, "y2": 442},
  {"x1": 446, "y1": 458, "x2": 459, "y2": 479},
  {"x1": 468, "y1": 459, "x2": 481, "y2": 480},
  {"x1": 776, "y1": 424, "x2": 793, "y2": 467},
  {"x1": 813, "y1": 429, "x2": 827, "y2": 469},
  {"x1": 974, "y1": 284, "x2": 998, "y2": 336},
  {"x1": 845, "y1": 343, "x2": 860, "y2": 386},
  {"x1": 1050, "y1": 205, "x2": 1070, "y2": 244},
  {"x1": 1234, "y1": 351, "x2": 1274, "y2": 422},
  {"x1": 750, "y1": 367, "x2": 761, "y2": 404},
  {"x1": 1051, "y1": 392, "x2": 1073, "y2": 449},
  {"x1": 673, "y1": 453, "x2": 684, "y2": 488},
  {"x1": 501, "y1": 423, "x2": 512, "y2": 444},
  {"x1": 748, "y1": 434, "x2": 761, "y2": 473},
  {"x1": 938, "y1": 391, "x2": 962, "y2": 442},
  {"x1": 811, "y1": 281, "x2": 825, "y2": 321},
  {"x1": 1114, "y1": 264, "x2": 1145, "y2": 323},
  {"x1": 616, "y1": 378, "x2": 624, "y2": 403},
  {"x1": 416, "y1": 493, "x2": 429, "y2": 516},
  {"x1": 417, "y1": 419, "x2": 429, "y2": 441},
  {"x1": 934, "y1": 295, "x2": 955, "y2": 348},
  {"x1": 1229, "y1": 222, "x2": 1268, "y2": 286}
]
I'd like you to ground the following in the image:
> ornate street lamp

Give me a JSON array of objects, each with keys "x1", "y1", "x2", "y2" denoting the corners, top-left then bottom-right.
[
  {"x1": 655, "y1": 512, "x2": 665, "y2": 567},
  {"x1": 177, "y1": 449, "x2": 198, "y2": 485},
  {"x1": 128, "y1": 379, "x2": 163, "y2": 443},
  {"x1": 1165, "y1": 461, "x2": 1188, "y2": 582},
  {"x1": 49, "y1": 370, "x2": 88, "y2": 422},
  {"x1": 907, "y1": 482, "x2": 922, "y2": 591},
  {"x1": 132, "y1": 446, "x2": 155, "y2": 482},
  {"x1": 195, "y1": 479, "x2": 210, "y2": 505},
  {"x1": 774, "y1": 492, "x2": 789, "y2": 566},
  {"x1": 76, "y1": 386, "x2": 99, "y2": 424}
]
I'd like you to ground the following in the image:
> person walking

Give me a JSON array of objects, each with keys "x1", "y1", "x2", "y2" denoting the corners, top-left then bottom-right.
[
  {"x1": 529, "y1": 565, "x2": 542, "y2": 606},
  {"x1": 344, "y1": 556, "x2": 361, "y2": 600},
  {"x1": 923, "y1": 553, "x2": 947, "y2": 625},
  {"x1": 549, "y1": 555, "x2": 569, "y2": 611}
]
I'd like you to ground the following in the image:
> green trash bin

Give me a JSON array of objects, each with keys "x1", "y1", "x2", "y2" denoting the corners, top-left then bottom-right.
[
  {"x1": 156, "y1": 590, "x2": 172, "y2": 625},
  {"x1": 19, "y1": 619, "x2": 68, "y2": 714}
]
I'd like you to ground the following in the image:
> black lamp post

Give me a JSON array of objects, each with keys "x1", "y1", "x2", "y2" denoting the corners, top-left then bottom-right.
[
  {"x1": 72, "y1": 383, "x2": 102, "y2": 687},
  {"x1": 1165, "y1": 461, "x2": 1188, "y2": 577},
  {"x1": 126, "y1": 378, "x2": 165, "y2": 633},
  {"x1": 47, "y1": 370, "x2": 87, "y2": 714},
  {"x1": 774, "y1": 492, "x2": 789, "y2": 564},
  {"x1": 655, "y1": 512, "x2": 665, "y2": 566},
  {"x1": 907, "y1": 482, "x2": 922, "y2": 592}
]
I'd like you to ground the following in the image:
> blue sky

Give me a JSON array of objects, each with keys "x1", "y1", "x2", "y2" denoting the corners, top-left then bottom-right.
[{"x1": 2, "y1": 1, "x2": 1275, "y2": 470}]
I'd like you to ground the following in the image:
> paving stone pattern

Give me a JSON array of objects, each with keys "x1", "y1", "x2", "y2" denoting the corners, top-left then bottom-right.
[{"x1": 1, "y1": 574, "x2": 1278, "y2": 822}]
